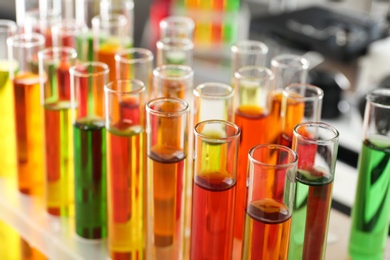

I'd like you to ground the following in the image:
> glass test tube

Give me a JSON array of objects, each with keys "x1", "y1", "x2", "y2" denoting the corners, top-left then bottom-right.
[
  {"x1": 193, "y1": 82, "x2": 234, "y2": 125},
  {"x1": 241, "y1": 144, "x2": 298, "y2": 260},
  {"x1": 233, "y1": 66, "x2": 274, "y2": 248},
  {"x1": 146, "y1": 97, "x2": 189, "y2": 259},
  {"x1": 92, "y1": 14, "x2": 130, "y2": 81},
  {"x1": 115, "y1": 48, "x2": 154, "y2": 100},
  {"x1": 269, "y1": 54, "x2": 309, "y2": 144},
  {"x1": 190, "y1": 120, "x2": 240, "y2": 260},
  {"x1": 349, "y1": 89, "x2": 390, "y2": 260},
  {"x1": 279, "y1": 84, "x2": 324, "y2": 147},
  {"x1": 159, "y1": 16, "x2": 195, "y2": 40},
  {"x1": 38, "y1": 47, "x2": 77, "y2": 216},
  {"x1": 0, "y1": 20, "x2": 18, "y2": 177},
  {"x1": 15, "y1": 0, "x2": 61, "y2": 28},
  {"x1": 7, "y1": 33, "x2": 45, "y2": 195},
  {"x1": 100, "y1": 0, "x2": 134, "y2": 46},
  {"x1": 70, "y1": 62, "x2": 109, "y2": 239},
  {"x1": 230, "y1": 40, "x2": 268, "y2": 76},
  {"x1": 105, "y1": 79, "x2": 146, "y2": 259},
  {"x1": 290, "y1": 122, "x2": 339, "y2": 260},
  {"x1": 51, "y1": 19, "x2": 89, "y2": 48},
  {"x1": 156, "y1": 38, "x2": 194, "y2": 66}
]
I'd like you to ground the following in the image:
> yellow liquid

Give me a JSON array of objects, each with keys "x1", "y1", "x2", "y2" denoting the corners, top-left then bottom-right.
[
  {"x1": 0, "y1": 61, "x2": 17, "y2": 177},
  {"x1": 0, "y1": 221, "x2": 22, "y2": 260}
]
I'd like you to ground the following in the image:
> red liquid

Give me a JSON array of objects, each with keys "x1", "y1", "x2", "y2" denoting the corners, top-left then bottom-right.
[
  {"x1": 96, "y1": 42, "x2": 121, "y2": 81},
  {"x1": 242, "y1": 199, "x2": 291, "y2": 260},
  {"x1": 190, "y1": 173, "x2": 236, "y2": 260},
  {"x1": 57, "y1": 61, "x2": 71, "y2": 100},
  {"x1": 234, "y1": 105, "x2": 269, "y2": 241}
]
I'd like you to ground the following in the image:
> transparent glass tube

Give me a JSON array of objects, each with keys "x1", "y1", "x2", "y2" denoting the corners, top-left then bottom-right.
[
  {"x1": 100, "y1": 0, "x2": 134, "y2": 46},
  {"x1": 70, "y1": 61, "x2": 109, "y2": 239},
  {"x1": 349, "y1": 89, "x2": 390, "y2": 260},
  {"x1": 16, "y1": 0, "x2": 61, "y2": 28},
  {"x1": 242, "y1": 144, "x2": 298, "y2": 260},
  {"x1": 279, "y1": 84, "x2": 324, "y2": 147},
  {"x1": 233, "y1": 66, "x2": 274, "y2": 254},
  {"x1": 0, "y1": 20, "x2": 18, "y2": 177},
  {"x1": 269, "y1": 54, "x2": 310, "y2": 145},
  {"x1": 230, "y1": 40, "x2": 268, "y2": 75},
  {"x1": 92, "y1": 14, "x2": 130, "y2": 81},
  {"x1": 104, "y1": 79, "x2": 146, "y2": 259},
  {"x1": 115, "y1": 48, "x2": 154, "y2": 100},
  {"x1": 156, "y1": 38, "x2": 194, "y2": 66},
  {"x1": 159, "y1": 16, "x2": 195, "y2": 40},
  {"x1": 51, "y1": 19, "x2": 89, "y2": 48},
  {"x1": 38, "y1": 47, "x2": 77, "y2": 216},
  {"x1": 190, "y1": 120, "x2": 240, "y2": 260},
  {"x1": 75, "y1": 0, "x2": 100, "y2": 29},
  {"x1": 290, "y1": 122, "x2": 339, "y2": 260},
  {"x1": 146, "y1": 97, "x2": 189, "y2": 259},
  {"x1": 193, "y1": 82, "x2": 234, "y2": 125},
  {"x1": 7, "y1": 33, "x2": 45, "y2": 195}
]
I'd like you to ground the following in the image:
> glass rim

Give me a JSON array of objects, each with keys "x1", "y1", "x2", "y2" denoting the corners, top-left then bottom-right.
[
  {"x1": 194, "y1": 119, "x2": 241, "y2": 142},
  {"x1": 193, "y1": 82, "x2": 234, "y2": 99},
  {"x1": 160, "y1": 16, "x2": 195, "y2": 30},
  {"x1": 146, "y1": 97, "x2": 189, "y2": 117},
  {"x1": 234, "y1": 66, "x2": 274, "y2": 81},
  {"x1": 0, "y1": 19, "x2": 17, "y2": 33},
  {"x1": 248, "y1": 144, "x2": 298, "y2": 169},
  {"x1": 69, "y1": 62, "x2": 109, "y2": 77},
  {"x1": 38, "y1": 46, "x2": 78, "y2": 59},
  {"x1": 231, "y1": 40, "x2": 269, "y2": 55},
  {"x1": 153, "y1": 64, "x2": 194, "y2": 80},
  {"x1": 115, "y1": 48, "x2": 154, "y2": 64},
  {"x1": 51, "y1": 19, "x2": 89, "y2": 34},
  {"x1": 366, "y1": 88, "x2": 390, "y2": 109},
  {"x1": 7, "y1": 33, "x2": 45, "y2": 48},
  {"x1": 283, "y1": 83, "x2": 324, "y2": 101},
  {"x1": 104, "y1": 79, "x2": 146, "y2": 95},
  {"x1": 156, "y1": 37, "x2": 194, "y2": 51},
  {"x1": 293, "y1": 121, "x2": 340, "y2": 145},
  {"x1": 271, "y1": 53, "x2": 310, "y2": 70},
  {"x1": 91, "y1": 14, "x2": 128, "y2": 28}
]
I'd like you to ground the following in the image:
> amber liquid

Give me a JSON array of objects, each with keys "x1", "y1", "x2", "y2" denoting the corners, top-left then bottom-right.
[
  {"x1": 268, "y1": 92, "x2": 283, "y2": 144},
  {"x1": 234, "y1": 105, "x2": 269, "y2": 241},
  {"x1": 242, "y1": 199, "x2": 292, "y2": 260},
  {"x1": 162, "y1": 81, "x2": 187, "y2": 100},
  {"x1": 190, "y1": 173, "x2": 236, "y2": 260},
  {"x1": 148, "y1": 145, "x2": 186, "y2": 255},
  {"x1": 278, "y1": 96, "x2": 304, "y2": 146},
  {"x1": 14, "y1": 72, "x2": 44, "y2": 195},
  {"x1": 96, "y1": 42, "x2": 121, "y2": 81},
  {"x1": 0, "y1": 61, "x2": 17, "y2": 176},
  {"x1": 107, "y1": 99, "x2": 145, "y2": 259}
]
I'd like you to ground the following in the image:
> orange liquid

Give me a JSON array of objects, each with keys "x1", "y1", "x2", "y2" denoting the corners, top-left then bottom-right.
[
  {"x1": 96, "y1": 42, "x2": 121, "y2": 81},
  {"x1": 20, "y1": 237, "x2": 47, "y2": 260},
  {"x1": 279, "y1": 95, "x2": 304, "y2": 146},
  {"x1": 268, "y1": 92, "x2": 283, "y2": 144},
  {"x1": 242, "y1": 199, "x2": 291, "y2": 260},
  {"x1": 14, "y1": 72, "x2": 44, "y2": 195},
  {"x1": 162, "y1": 81, "x2": 187, "y2": 100},
  {"x1": 234, "y1": 105, "x2": 269, "y2": 242}
]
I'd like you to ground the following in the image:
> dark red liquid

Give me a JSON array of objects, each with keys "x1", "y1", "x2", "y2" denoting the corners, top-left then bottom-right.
[
  {"x1": 190, "y1": 173, "x2": 236, "y2": 260},
  {"x1": 57, "y1": 61, "x2": 71, "y2": 100}
]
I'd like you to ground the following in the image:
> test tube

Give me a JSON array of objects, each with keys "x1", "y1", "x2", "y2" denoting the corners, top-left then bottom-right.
[
  {"x1": 159, "y1": 16, "x2": 195, "y2": 40},
  {"x1": 92, "y1": 14, "x2": 130, "y2": 81},
  {"x1": 242, "y1": 144, "x2": 297, "y2": 260},
  {"x1": 290, "y1": 122, "x2": 339, "y2": 260},
  {"x1": 7, "y1": 33, "x2": 45, "y2": 195},
  {"x1": 105, "y1": 79, "x2": 146, "y2": 258},
  {"x1": 146, "y1": 97, "x2": 189, "y2": 259},
  {"x1": 39, "y1": 47, "x2": 77, "y2": 216},
  {"x1": 269, "y1": 54, "x2": 309, "y2": 144},
  {"x1": 0, "y1": 20, "x2": 18, "y2": 177},
  {"x1": 51, "y1": 19, "x2": 89, "y2": 48},
  {"x1": 70, "y1": 62, "x2": 109, "y2": 239},
  {"x1": 156, "y1": 37, "x2": 194, "y2": 66},
  {"x1": 279, "y1": 84, "x2": 324, "y2": 147},
  {"x1": 230, "y1": 40, "x2": 268, "y2": 76},
  {"x1": 233, "y1": 66, "x2": 274, "y2": 253},
  {"x1": 115, "y1": 48, "x2": 154, "y2": 100},
  {"x1": 190, "y1": 120, "x2": 240, "y2": 259}
]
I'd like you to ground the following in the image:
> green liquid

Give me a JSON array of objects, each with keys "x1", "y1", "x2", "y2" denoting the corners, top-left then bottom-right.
[
  {"x1": 76, "y1": 32, "x2": 94, "y2": 62},
  {"x1": 73, "y1": 117, "x2": 107, "y2": 239},
  {"x1": 349, "y1": 137, "x2": 390, "y2": 260}
]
